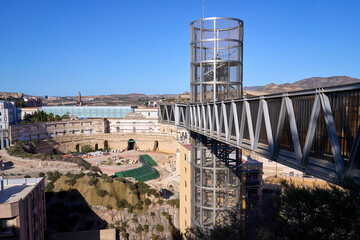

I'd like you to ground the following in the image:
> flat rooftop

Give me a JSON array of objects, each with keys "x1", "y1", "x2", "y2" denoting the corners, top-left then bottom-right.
[
  {"x1": 0, "y1": 178, "x2": 43, "y2": 204},
  {"x1": 180, "y1": 143, "x2": 191, "y2": 151}
]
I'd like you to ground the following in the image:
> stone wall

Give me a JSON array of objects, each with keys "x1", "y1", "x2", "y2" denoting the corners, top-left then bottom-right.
[
  {"x1": 47, "y1": 133, "x2": 178, "y2": 154},
  {"x1": 10, "y1": 119, "x2": 105, "y2": 143},
  {"x1": 9, "y1": 120, "x2": 182, "y2": 154},
  {"x1": 107, "y1": 118, "x2": 160, "y2": 134}
]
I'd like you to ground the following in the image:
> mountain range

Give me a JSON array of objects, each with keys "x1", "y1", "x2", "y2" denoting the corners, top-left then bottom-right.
[{"x1": 246, "y1": 76, "x2": 360, "y2": 95}]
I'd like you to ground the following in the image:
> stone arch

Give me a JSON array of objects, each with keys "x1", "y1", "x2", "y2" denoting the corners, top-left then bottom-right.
[
  {"x1": 128, "y1": 139, "x2": 135, "y2": 150},
  {"x1": 154, "y1": 140, "x2": 159, "y2": 152},
  {"x1": 76, "y1": 144, "x2": 80, "y2": 152},
  {"x1": 95, "y1": 143, "x2": 99, "y2": 151},
  {"x1": 104, "y1": 140, "x2": 109, "y2": 150}
]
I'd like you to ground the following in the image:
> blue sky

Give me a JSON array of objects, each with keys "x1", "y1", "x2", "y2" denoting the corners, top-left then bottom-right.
[{"x1": 0, "y1": 0, "x2": 359, "y2": 96}]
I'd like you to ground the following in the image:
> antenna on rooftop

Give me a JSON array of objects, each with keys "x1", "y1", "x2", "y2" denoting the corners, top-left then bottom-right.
[{"x1": 202, "y1": 0, "x2": 205, "y2": 19}]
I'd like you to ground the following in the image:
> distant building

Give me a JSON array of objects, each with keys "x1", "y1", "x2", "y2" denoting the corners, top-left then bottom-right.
[
  {"x1": 147, "y1": 101, "x2": 157, "y2": 107},
  {"x1": 0, "y1": 101, "x2": 21, "y2": 129},
  {"x1": 77, "y1": 92, "x2": 83, "y2": 106},
  {"x1": 24, "y1": 97, "x2": 42, "y2": 107},
  {"x1": 134, "y1": 107, "x2": 158, "y2": 119},
  {"x1": 21, "y1": 107, "x2": 41, "y2": 120},
  {"x1": 108, "y1": 109, "x2": 160, "y2": 134},
  {"x1": 0, "y1": 177, "x2": 46, "y2": 240},
  {"x1": 40, "y1": 106, "x2": 135, "y2": 119}
]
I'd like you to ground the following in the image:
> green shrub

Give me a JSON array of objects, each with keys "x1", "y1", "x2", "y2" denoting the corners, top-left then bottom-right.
[
  {"x1": 24, "y1": 175, "x2": 31, "y2": 178},
  {"x1": 116, "y1": 199, "x2": 130, "y2": 209},
  {"x1": 115, "y1": 177, "x2": 128, "y2": 183},
  {"x1": 144, "y1": 198, "x2": 151, "y2": 206},
  {"x1": 152, "y1": 234, "x2": 159, "y2": 240},
  {"x1": 148, "y1": 189, "x2": 160, "y2": 198},
  {"x1": 45, "y1": 182, "x2": 55, "y2": 192},
  {"x1": 81, "y1": 145, "x2": 94, "y2": 153},
  {"x1": 132, "y1": 217, "x2": 138, "y2": 223},
  {"x1": 65, "y1": 178, "x2": 77, "y2": 186},
  {"x1": 135, "y1": 224, "x2": 143, "y2": 233},
  {"x1": 47, "y1": 171, "x2": 62, "y2": 182},
  {"x1": 88, "y1": 177, "x2": 98, "y2": 186},
  {"x1": 121, "y1": 221, "x2": 128, "y2": 228},
  {"x1": 155, "y1": 224, "x2": 164, "y2": 233},
  {"x1": 157, "y1": 199, "x2": 164, "y2": 205},
  {"x1": 144, "y1": 224, "x2": 149, "y2": 232},
  {"x1": 128, "y1": 205, "x2": 134, "y2": 213},
  {"x1": 137, "y1": 181, "x2": 150, "y2": 194},
  {"x1": 128, "y1": 183, "x2": 136, "y2": 191},
  {"x1": 150, "y1": 212, "x2": 155, "y2": 217},
  {"x1": 107, "y1": 204, "x2": 113, "y2": 210},
  {"x1": 135, "y1": 202, "x2": 143, "y2": 210},
  {"x1": 96, "y1": 189, "x2": 108, "y2": 197},
  {"x1": 167, "y1": 199, "x2": 180, "y2": 208},
  {"x1": 38, "y1": 172, "x2": 45, "y2": 177},
  {"x1": 120, "y1": 232, "x2": 128, "y2": 239}
]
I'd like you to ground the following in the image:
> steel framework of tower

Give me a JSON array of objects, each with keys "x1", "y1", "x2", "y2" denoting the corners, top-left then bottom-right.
[
  {"x1": 190, "y1": 17, "x2": 243, "y2": 103},
  {"x1": 190, "y1": 17, "x2": 244, "y2": 227}
]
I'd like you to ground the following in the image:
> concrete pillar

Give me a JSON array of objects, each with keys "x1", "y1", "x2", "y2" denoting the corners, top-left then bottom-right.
[{"x1": 0, "y1": 129, "x2": 4, "y2": 150}]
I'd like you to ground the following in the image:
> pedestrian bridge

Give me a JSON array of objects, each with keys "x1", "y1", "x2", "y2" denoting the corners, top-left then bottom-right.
[{"x1": 159, "y1": 83, "x2": 360, "y2": 183}]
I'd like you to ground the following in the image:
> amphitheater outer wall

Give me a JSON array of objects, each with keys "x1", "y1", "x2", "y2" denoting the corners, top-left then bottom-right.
[{"x1": 50, "y1": 133, "x2": 178, "y2": 154}]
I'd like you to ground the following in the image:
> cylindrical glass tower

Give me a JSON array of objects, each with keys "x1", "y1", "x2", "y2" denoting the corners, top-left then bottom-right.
[{"x1": 190, "y1": 17, "x2": 243, "y2": 103}]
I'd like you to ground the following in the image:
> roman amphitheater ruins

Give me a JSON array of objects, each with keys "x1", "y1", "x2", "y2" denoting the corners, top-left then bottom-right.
[{"x1": 1, "y1": 110, "x2": 189, "y2": 192}]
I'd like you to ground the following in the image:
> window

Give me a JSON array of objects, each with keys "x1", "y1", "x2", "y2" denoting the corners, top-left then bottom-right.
[
  {"x1": 185, "y1": 220, "x2": 187, "y2": 227},
  {"x1": 185, "y1": 194, "x2": 187, "y2": 202},
  {"x1": 148, "y1": 113, "x2": 150, "y2": 116},
  {"x1": 185, "y1": 181, "x2": 187, "y2": 188},
  {"x1": 184, "y1": 154, "x2": 186, "y2": 161},
  {"x1": 185, "y1": 167, "x2": 187, "y2": 176},
  {"x1": 185, "y1": 207, "x2": 187, "y2": 214}
]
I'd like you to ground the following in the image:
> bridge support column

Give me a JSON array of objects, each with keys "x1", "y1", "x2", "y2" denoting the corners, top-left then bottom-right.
[{"x1": 191, "y1": 132, "x2": 241, "y2": 228}]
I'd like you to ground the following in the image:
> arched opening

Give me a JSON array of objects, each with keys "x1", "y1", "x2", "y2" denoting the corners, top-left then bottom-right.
[
  {"x1": 128, "y1": 139, "x2": 135, "y2": 150},
  {"x1": 95, "y1": 143, "x2": 98, "y2": 151},
  {"x1": 154, "y1": 141, "x2": 159, "y2": 152},
  {"x1": 104, "y1": 140, "x2": 109, "y2": 150},
  {"x1": 76, "y1": 144, "x2": 80, "y2": 152}
]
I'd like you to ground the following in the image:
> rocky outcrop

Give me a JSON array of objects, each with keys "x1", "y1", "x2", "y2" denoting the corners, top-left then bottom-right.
[{"x1": 91, "y1": 199, "x2": 179, "y2": 240}]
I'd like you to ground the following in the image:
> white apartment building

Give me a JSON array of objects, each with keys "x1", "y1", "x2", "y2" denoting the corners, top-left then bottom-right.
[{"x1": 0, "y1": 101, "x2": 21, "y2": 129}]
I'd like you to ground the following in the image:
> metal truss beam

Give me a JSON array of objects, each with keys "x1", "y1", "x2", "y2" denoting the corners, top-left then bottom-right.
[{"x1": 159, "y1": 84, "x2": 360, "y2": 183}]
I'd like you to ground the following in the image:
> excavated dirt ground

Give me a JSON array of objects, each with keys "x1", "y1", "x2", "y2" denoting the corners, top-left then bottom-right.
[{"x1": 0, "y1": 149, "x2": 179, "y2": 195}]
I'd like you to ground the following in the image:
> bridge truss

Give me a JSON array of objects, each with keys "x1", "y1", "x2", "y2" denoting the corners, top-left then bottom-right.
[{"x1": 159, "y1": 83, "x2": 360, "y2": 183}]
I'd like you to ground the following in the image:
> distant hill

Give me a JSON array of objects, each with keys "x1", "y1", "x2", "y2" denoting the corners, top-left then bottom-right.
[
  {"x1": 256, "y1": 76, "x2": 360, "y2": 94},
  {"x1": 244, "y1": 86, "x2": 263, "y2": 91}
]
